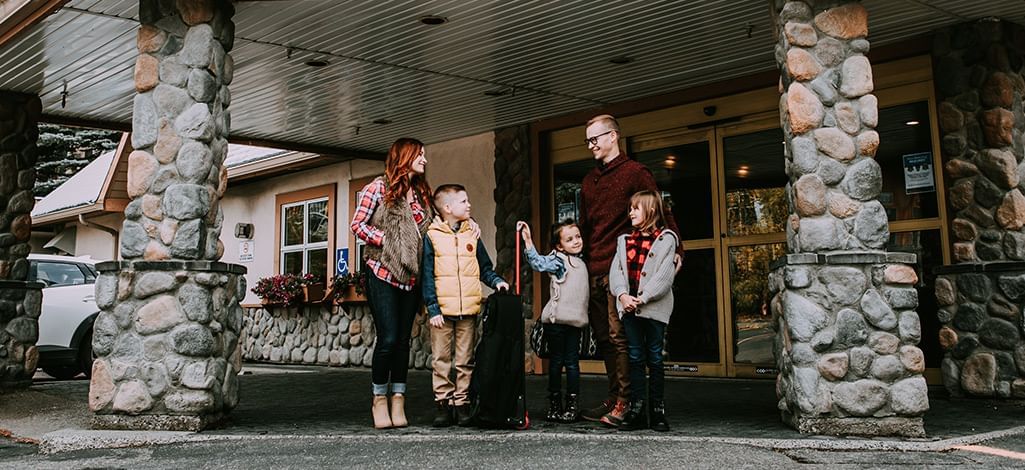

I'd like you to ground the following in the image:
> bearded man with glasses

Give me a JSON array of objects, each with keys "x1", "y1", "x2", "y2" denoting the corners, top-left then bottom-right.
[{"x1": 577, "y1": 114, "x2": 683, "y2": 427}]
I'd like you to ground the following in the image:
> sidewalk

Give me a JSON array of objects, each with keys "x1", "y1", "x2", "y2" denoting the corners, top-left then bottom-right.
[{"x1": 2, "y1": 364, "x2": 1023, "y2": 453}]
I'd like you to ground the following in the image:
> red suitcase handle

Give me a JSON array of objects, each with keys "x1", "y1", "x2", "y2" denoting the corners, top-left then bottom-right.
[{"x1": 515, "y1": 226, "x2": 522, "y2": 295}]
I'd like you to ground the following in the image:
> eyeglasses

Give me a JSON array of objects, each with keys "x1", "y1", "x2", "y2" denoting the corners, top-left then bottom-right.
[{"x1": 584, "y1": 130, "x2": 613, "y2": 147}]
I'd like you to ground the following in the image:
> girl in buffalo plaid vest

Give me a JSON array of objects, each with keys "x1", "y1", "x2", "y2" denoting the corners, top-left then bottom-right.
[{"x1": 609, "y1": 190, "x2": 679, "y2": 432}]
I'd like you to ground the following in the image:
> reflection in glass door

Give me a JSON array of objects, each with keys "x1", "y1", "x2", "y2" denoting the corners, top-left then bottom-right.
[
  {"x1": 631, "y1": 136, "x2": 720, "y2": 367},
  {"x1": 718, "y1": 123, "x2": 788, "y2": 376}
]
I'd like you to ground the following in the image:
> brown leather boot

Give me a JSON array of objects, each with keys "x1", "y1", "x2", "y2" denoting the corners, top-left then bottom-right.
[
  {"x1": 390, "y1": 394, "x2": 408, "y2": 428},
  {"x1": 372, "y1": 395, "x2": 393, "y2": 429}
]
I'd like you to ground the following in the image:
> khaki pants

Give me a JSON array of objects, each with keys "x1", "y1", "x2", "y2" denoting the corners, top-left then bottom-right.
[
  {"x1": 589, "y1": 274, "x2": 630, "y2": 403},
  {"x1": 430, "y1": 317, "x2": 477, "y2": 405}
]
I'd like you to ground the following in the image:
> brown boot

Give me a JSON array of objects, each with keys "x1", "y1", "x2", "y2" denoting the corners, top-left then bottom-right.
[
  {"x1": 372, "y1": 395, "x2": 393, "y2": 429},
  {"x1": 390, "y1": 394, "x2": 408, "y2": 428}
]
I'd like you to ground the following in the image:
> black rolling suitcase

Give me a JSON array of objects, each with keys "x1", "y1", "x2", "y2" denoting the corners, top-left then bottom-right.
[{"x1": 469, "y1": 229, "x2": 529, "y2": 430}]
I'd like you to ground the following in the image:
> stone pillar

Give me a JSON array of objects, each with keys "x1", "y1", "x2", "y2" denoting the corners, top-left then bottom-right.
[
  {"x1": 0, "y1": 91, "x2": 43, "y2": 390},
  {"x1": 89, "y1": 0, "x2": 245, "y2": 431},
  {"x1": 932, "y1": 20, "x2": 1025, "y2": 399},
  {"x1": 769, "y1": 1, "x2": 928, "y2": 437}
]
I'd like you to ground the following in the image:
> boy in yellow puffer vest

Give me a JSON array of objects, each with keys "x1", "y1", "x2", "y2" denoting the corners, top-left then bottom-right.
[{"x1": 422, "y1": 184, "x2": 508, "y2": 427}]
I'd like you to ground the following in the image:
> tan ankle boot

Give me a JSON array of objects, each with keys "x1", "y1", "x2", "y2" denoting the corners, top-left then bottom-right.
[
  {"x1": 390, "y1": 394, "x2": 408, "y2": 428},
  {"x1": 372, "y1": 395, "x2": 392, "y2": 429}
]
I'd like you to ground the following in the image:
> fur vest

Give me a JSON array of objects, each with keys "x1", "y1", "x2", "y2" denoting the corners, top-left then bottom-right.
[{"x1": 361, "y1": 177, "x2": 433, "y2": 284}]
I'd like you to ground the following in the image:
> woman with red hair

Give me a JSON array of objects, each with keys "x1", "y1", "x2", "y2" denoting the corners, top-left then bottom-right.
[{"x1": 350, "y1": 138, "x2": 436, "y2": 429}]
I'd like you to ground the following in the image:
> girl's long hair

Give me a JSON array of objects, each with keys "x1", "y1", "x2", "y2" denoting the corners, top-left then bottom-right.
[
  {"x1": 383, "y1": 138, "x2": 431, "y2": 205},
  {"x1": 630, "y1": 190, "x2": 667, "y2": 234}
]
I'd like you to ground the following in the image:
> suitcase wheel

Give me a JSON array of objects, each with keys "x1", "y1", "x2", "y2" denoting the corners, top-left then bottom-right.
[{"x1": 514, "y1": 411, "x2": 530, "y2": 431}]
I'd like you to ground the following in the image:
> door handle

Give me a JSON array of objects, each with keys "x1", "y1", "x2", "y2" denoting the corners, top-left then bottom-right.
[
  {"x1": 83, "y1": 295, "x2": 95, "y2": 302},
  {"x1": 720, "y1": 233, "x2": 726, "y2": 239}
]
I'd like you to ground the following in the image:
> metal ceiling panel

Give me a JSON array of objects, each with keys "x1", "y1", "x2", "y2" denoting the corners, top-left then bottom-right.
[{"x1": 0, "y1": 0, "x2": 1023, "y2": 154}]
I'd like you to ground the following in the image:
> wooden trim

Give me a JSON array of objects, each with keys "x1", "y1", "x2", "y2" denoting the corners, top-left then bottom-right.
[
  {"x1": 889, "y1": 218, "x2": 943, "y2": 233},
  {"x1": 274, "y1": 183, "x2": 336, "y2": 280},
  {"x1": 347, "y1": 175, "x2": 379, "y2": 273},
  {"x1": 97, "y1": 133, "x2": 131, "y2": 206},
  {"x1": 0, "y1": 0, "x2": 67, "y2": 48},
  {"x1": 102, "y1": 198, "x2": 129, "y2": 212},
  {"x1": 30, "y1": 202, "x2": 103, "y2": 225}
]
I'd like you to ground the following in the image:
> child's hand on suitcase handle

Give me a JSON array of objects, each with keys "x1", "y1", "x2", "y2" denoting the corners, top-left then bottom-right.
[
  {"x1": 516, "y1": 221, "x2": 534, "y2": 250},
  {"x1": 495, "y1": 281, "x2": 510, "y2": 292},
  {"x1": 429, "y1": 315, "x2": 445, "y2": 328}
]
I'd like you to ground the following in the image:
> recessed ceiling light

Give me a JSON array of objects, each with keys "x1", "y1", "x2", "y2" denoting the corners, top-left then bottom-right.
[
  {"x1": 483, "y1": 89, "x2": 511, "y2": 97},
  {"x1": 372, "y1": 119, "x2": 392, "y2": 125},
  {"x1": 608, "y1": 56, "x2": 633, "y2": 65},
  {"x1": 905, "y1": 120, "x2": 920, "y2": 126},
  {"x1": 419, "y1": 15, "x2": 448, "y2": 25},
  {"x1": 304, "y1": 59, "x2": 329, "y2": 67}
]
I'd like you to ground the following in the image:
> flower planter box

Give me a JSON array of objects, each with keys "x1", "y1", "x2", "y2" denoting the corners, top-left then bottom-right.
[
  {"x1": 337, "y1": 285, "x2": 367, "y2": 303},
  {"x1": 303, "y1": 282, "x2": 326, "y2": 303}
]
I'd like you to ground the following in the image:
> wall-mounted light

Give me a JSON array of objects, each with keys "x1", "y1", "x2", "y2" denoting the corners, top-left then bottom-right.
[
  {"x1": 737, "y1": 165, "x2": 749, "y2": 177},
  {"x1": 905, "y1": 120, "x2": 920, "y2": 126},
  {"x1": 235, "y1": 223, "x2": 254, "y2": 239}
]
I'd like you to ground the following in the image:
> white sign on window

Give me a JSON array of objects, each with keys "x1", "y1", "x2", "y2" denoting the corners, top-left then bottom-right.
[
  {"x1": 903, "y1": 152, "x2": 935, "y2": 195},
  {"x1": 239, "y1": 240, "x2": 255, "y2": 263}
]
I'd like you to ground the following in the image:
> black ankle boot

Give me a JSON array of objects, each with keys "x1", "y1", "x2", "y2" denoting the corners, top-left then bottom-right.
[
  {"x1": 618, "y1": 400, "x2": 647, "y2": 431},
  {"x1": 545, "y1": 392, "x2": 563, "y2": 422},
  {"x1": 649, "y1": 400, "x2": 670, "y2": 432},
  {"x1": 432, "y1": 401, "x2": 453, "y2": 427},
  {"x1": 561, "y1": 394, "x2": 580, "y2": 423}
]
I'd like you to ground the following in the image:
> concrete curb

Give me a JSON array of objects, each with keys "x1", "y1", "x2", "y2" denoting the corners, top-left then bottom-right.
[{"x1": 39, "y1": 425, "x2": 1025, "y2": 454}]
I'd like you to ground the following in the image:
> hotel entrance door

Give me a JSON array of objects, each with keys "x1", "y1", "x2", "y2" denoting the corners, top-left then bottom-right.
[{"x1": 551, "y1": 117, "x2": 789, "y2": 378}]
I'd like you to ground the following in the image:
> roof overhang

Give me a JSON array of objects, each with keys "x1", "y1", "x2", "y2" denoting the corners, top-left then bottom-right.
[{"x1": 2, "y1": 1, "x2": 1025, "y2": 155}]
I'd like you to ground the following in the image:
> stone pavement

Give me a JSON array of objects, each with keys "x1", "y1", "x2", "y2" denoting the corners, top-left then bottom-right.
[{"x1": 2, "y1": 364, "x2": 1023, "y2": 454}]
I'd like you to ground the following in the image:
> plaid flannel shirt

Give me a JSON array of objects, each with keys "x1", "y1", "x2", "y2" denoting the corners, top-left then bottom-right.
[
  {"x1": 350, "y1": 178, "x2": 427, "y2": 291},
  {"x1": 625, "y1": 229, "x2": 660, "y2": 296}
]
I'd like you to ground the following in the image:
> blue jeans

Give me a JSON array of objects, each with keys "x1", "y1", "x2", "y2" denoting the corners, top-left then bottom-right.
[
  {"x1": 365, "y1": 273, "x2": 420, "y2": 395},
  {"x1": 622, "y1": 314, "x2": 666, "y2": 404},
  {"x1": 545, "y1": 323, "x2": 581, "y2": 395}
]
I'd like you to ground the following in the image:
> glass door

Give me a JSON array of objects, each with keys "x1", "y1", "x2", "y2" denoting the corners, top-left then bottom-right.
[
  {"x1": 715, "y1": 117, "x2": 789, "y2": 378},
  {"x1": 630, "y1": 129, "x2": 725, "y2": 376}
]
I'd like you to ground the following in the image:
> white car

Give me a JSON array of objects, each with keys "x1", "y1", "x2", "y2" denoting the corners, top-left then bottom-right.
[{"x1": 30, "y1": 254, "x2": 99, "y2": 380}]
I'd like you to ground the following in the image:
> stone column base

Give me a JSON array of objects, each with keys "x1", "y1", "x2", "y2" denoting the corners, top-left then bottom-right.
[
  {"x1": 785, "y1": 414, "x2": 925, "y2": 438},
  {"x1": 935, "y1": 262, "x2": 1025, "y2": 398},
  {"x1": 92, "y1": 412, "x2": 225, "y2": 432},
  {"x1": 91, "y1": 261, "x2": 246, "y2": 431},
  {"x1": 770, "y1": 252, "x2": 930, "y2": 437},
  {"x1": 0, "y1": 280, "x2": 44, "y2": 390}
]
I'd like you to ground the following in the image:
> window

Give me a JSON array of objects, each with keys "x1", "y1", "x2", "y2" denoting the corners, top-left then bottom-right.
[
  {"x1": 275, "y1": 184, "x2": 336, "y2": 281},
  {"x1": 33, "y1": 262, "x2": 87, "y2": 287}
]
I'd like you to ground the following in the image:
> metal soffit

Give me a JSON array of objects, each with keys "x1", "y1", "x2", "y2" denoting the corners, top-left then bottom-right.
[{"x1": 0, "y1": 0, "x2": 1023, "y2": 156}]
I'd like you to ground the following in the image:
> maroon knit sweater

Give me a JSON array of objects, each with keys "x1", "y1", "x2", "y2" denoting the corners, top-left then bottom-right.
[{"x1": 580, "y1": 154, "x2": 681, "y2": 275}]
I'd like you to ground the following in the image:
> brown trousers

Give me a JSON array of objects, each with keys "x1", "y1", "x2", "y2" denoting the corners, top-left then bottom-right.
[
  {"x1": 430, "y1": 317, "x2": 477, "y2": 405},
  {"x1": 589, "y1": 274, "x2": 630, "y2": 403}
]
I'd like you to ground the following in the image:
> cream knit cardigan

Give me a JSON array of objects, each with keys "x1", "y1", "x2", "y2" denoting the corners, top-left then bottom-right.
[{"x1": 608, "y1": 229, "x2": 679, "y2": 324}]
